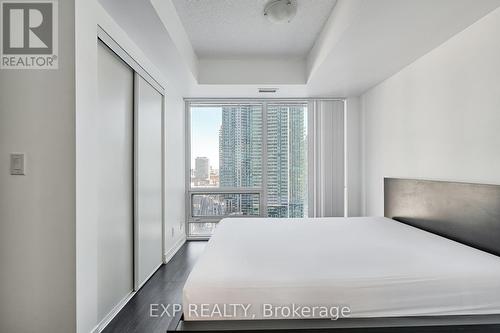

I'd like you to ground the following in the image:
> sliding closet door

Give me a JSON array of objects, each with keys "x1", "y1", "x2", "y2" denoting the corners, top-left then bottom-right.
[
  {"x1": 135, "y1": 75, "x2": 163, "y2": 288},
  {"x1": 97, "y1": 41, "x2": 134, "y2": 321}
]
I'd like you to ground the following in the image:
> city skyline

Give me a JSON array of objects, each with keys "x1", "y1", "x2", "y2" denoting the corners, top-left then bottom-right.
[
  {"x1": 191, "y1": 104, "x2": 307, "y2": 219},
  {"x1": 190, "y1": 106, "x2": 307, "y2": 173}
]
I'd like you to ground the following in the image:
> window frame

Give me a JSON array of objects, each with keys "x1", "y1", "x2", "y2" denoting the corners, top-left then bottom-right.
[{"x1": 185, "y1": 98, "x2": 342, "y2": 239}]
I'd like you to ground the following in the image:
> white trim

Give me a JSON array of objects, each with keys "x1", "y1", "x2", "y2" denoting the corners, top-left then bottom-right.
[
  {"x1": 163, "y1": 236, "x2": 187, "y2": 264},
  {"x1": 187, "y1": 236, "x2": 210, "y2": 241},
  {"x1": 161, "y1": 90, "x2": 166, "y2": 273},
  {"x1": 184, "y1": 100, "x2": 191, "y2": 236},
  {"x1": 133, "y1": 72, "x2": 140, "y2": 291},
  {"x1": 97, "y1": 25, "x2": 165, "y2": 95},
  {"x1": 343, "y1": 99, "x2": 349, "y2": 217},
  {"x1": 92, "y1": 237, "x2": 186, "y2": 333},
  {"x1": 184, "y1": 97, "x2": 345, "y2": 102},
  {"x1": 92, "y1": 292, "x2": 135, "y2": 333}
]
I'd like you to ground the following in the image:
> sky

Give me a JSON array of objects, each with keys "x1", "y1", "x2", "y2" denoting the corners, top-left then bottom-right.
[{"x1": 191, "y1": 107, "x2": 222, "y2": 169}]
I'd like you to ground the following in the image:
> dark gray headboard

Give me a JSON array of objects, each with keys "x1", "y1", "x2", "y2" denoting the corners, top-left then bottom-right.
[{"x1": 384, "y1": 178, "x2": 500, "y2": 257}]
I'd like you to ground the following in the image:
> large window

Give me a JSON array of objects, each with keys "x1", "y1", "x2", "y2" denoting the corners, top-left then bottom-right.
[{"x1": 187, "y1": 101, "x2": 308, "y2": 237}]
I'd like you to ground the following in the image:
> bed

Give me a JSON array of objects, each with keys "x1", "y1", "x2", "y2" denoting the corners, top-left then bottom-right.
[
  {"x1": 184, "y1": 216, "x2": 500, "y2": 321},
  {"x1": 173, "y1": 179, "x2": 500, "y2": 331}
]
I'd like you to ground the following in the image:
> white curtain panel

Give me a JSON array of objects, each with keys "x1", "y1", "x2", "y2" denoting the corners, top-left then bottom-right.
[{"x1": 308, "y1": 100, "x2": 345, "y2": 217}]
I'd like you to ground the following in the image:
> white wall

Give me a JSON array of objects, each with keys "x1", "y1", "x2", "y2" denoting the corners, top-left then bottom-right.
[
  {"x1": 0, "y1": 1, "x2": 76, "y2": 332},
  {"x1": 346, "y1": 97, "x2": 362, "y2": 217},
  {"x1": 361, "y1": 7, "x2": 500, "y2": 216},
  {"x1": 164, "y1": 92, "x2": 186, "y2": 255},
  {"x1": 198, "y1": 57, "x2": 306, "y2": 84},
  {"x1": 75, "y1": 2, "x2": 186, "y2": 331},
  {"x1": 75, "y1": 0, "x2": 99, "y2": 331}
]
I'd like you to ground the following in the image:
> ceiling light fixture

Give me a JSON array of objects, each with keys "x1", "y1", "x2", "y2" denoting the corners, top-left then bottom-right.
[{"x1": 264, "y1": 0, "x2": 297, "y2": 24}]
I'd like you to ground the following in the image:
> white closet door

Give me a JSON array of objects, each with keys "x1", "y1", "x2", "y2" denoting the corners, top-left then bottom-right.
[
  {"x1": 135, "y1": 74, "x2": 163, "y2": 288},
  {"x1": 97, "y1": 41, "x2": 134, "y2": 321}
]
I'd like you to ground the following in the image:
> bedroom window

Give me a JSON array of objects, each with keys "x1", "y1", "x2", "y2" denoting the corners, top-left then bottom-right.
[{"x1": 187, "y1": 101, "x2": 308, "y2": 237}]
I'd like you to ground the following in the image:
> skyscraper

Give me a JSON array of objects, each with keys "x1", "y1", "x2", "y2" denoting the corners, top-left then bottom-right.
[
  {"x1": 219, "y1": 105, "x2": 262, "y2": 188},
  {"x1": 219, "y1": 105, "x2": 262, "y2": 215},
  {"x1": 266, "y1": 105, "x2": 307, "y2": 218},
  {"x1": 218, "y1": 104, "x2": 307, "y2": 218},
  {"x1": 287, "y1": 106, "x2": 307, "y2": 217}
]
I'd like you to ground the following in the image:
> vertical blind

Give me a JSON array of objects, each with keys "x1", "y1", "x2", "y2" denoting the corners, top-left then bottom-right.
[{"x1": 308, "y1": 100, "x2": 345, "y2": 217}]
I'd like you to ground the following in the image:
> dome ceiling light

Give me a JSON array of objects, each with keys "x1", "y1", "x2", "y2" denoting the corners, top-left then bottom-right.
[{"x1": 264, "y1": 0, "x2": 298, "y2": 24}]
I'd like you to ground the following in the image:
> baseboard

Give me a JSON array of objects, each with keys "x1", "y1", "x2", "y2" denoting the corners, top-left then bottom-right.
[
  {"x1": 163, "y1": 236, "x2": 186, "y2": 264},
  {"x1": 135, "y1": 262, "x2": 163, "y2": 291},
  {"x1": 90, "y1": 237, "x2": 186, "y2": 333},
  {"x1": 186, "y1": 236, "x2": 210, "y2": 241},
  {"x1": 92, "y1": 291, "x2": 135, "y2": 333}
]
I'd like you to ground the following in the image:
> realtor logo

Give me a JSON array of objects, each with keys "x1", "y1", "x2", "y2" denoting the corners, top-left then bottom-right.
[{"x1": 1, "y1": 0, "x2": 58, "y2": 69}]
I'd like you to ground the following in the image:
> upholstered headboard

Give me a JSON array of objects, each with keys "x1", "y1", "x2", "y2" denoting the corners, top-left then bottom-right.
[{"x1": 384, "y1": 178, "x2": 500, "y2": 257}]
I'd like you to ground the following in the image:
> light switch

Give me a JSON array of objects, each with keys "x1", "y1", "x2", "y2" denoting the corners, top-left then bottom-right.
[{"x1": 10, "y1": 153, "x2": 25, "y2": 175}]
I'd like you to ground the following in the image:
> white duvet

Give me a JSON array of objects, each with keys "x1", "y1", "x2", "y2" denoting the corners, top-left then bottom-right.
[{"x1": 183, "y1": 217, "x2": 500, "y2": 321}]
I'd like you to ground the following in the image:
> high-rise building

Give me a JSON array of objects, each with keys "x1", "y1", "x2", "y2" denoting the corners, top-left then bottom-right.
[
  {"x1": 287, "y1": 106, "x2": 308, "y2": 217},
  {"x1": 266, "y1": 105, "x2": 307, "y2": 218},
  {"x1": 219, "y1": 105, "x2": 262, "y2": 188},
  {"x1": 218, "y1": 104, "x2": 307, "y2": 218},
  {"x1": 194, "y1": 157, "x2": 209, "y2": 185},
  {"x1": 219, "y1": 105, "x2": 262, "y2": 216}
]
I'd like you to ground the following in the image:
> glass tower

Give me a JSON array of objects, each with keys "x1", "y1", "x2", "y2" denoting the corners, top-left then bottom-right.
[
  {"x1": 219, "y1": 104, "x2": 307, "y2": 218},
  {"x1": 219, "y1": 105, "x2": 262, "y2": 215}
]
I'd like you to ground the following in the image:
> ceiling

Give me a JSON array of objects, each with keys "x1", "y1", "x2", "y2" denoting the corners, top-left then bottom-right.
[
  {"x1": 306, "y1": 0, "x2": 500, "y2": 96},
  {"x1": 172, "y1": 0, "x2": 337, "y2": 58},
  {"x1": 99, "y1": 0, "x2": 500, "y2": 98}
]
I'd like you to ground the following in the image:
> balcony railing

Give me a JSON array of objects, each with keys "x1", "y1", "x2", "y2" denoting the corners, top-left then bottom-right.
[{"x1": 187, "y1": 188, "x2": 264, "y2": 237}]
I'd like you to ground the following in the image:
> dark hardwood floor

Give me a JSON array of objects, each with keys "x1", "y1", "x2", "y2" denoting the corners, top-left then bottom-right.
[{"x1": 103, "y1": 241, "x2": 207, "y2": 333}]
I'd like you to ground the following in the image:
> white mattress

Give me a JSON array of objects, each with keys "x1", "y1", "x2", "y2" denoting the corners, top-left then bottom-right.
[{"x1": 183, "y1": 217, "x2": 500, "y2": 321}]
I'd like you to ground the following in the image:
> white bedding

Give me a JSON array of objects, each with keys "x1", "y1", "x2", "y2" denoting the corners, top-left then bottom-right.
[{"x1": 183, "y1": 217, "x2": 500, "y2": 321}]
